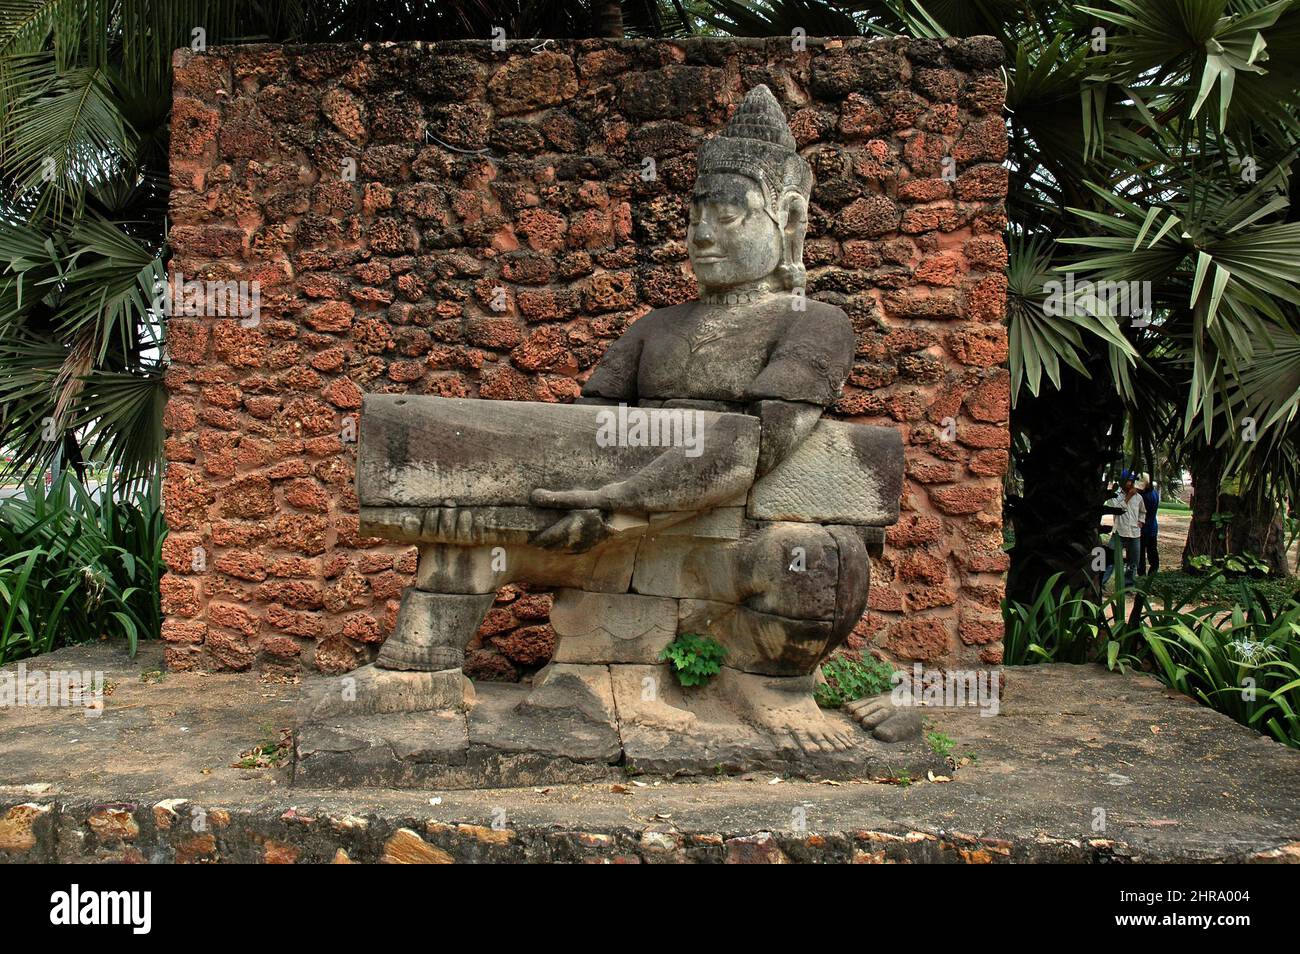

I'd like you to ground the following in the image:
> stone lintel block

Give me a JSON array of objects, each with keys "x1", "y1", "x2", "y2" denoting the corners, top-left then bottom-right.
[
  {"x1": 412, "y1": 532, "x2": 641, "y2": 595},
  {"x1": 749, "y1": 420, "x2": 903, "y2": 526},
  {"x1": 357, "y1": 395, "x2": 760, "y2": 513},
  {"x1": 363, "y1": 505, "x2": 650, "y2": 551},
  {"x1": 360, "y1": 505, "x2": 553, "y2": 546},
  {"x1": 647, "y1": 506, "x2": 745, "y2": 540},
  {"x1": 551, "y1": 590, "x2": 678, "y2": 664}
]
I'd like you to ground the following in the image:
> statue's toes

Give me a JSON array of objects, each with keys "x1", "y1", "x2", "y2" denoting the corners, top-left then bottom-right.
[
  {"x1": 847, "y1": 696, "x2": 886, "y2": 719},
  {"x1": 827, "y1": 725, "x2": 855, "y2": 751},
  {"x1": 858, "y1": 705, "x2": 894, "y2": 730},
  {"x1": 792, "y1": 729, "x2": 827, "y2": 754},
  {"x1": 872, "y1": 709, "x2": 923, "y2": 744},
  {"x1": 772, "y1": 732, "x2": 801, "y2": 757}
]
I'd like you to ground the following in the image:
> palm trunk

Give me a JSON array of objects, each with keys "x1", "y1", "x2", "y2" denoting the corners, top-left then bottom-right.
[
  {"x1": 1007, "y1": 359, "x2": 1124, "y2": 605},
  {"x1": 596, "y1": 3, "x2": 623, "y2": 38},
  {"x1": 1182, "y1": 450, "x2": 1290, "y2": 576}
]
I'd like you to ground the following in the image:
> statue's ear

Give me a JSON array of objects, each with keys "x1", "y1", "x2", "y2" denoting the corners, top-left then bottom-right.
[{"x1": 777, "y1": 191, "x2": 808, "y2": 290}]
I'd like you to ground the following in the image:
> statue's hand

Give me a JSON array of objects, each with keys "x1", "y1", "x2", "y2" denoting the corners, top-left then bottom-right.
[{"x1": 530, "y1": 508, "x2": 609, "y2": 553}]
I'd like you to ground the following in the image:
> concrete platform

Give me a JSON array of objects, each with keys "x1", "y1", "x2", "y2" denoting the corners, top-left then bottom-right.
[
  {"x1": 2, "y1": 643, "x2": 1299, "y2": 863},
  {"x1": 294, "y1": 678, "x2": 944, "y2": 790}
]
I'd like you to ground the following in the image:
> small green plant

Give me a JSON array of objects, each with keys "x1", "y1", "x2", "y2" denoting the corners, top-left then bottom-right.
[
  {"x1": 658, "y1": 633, "x2": 728, "y2": 687},
  {"x1": 233, "y1": 727, "x2": 293, "y2": 769},
  {"x1": 1188, "y1": 552, "x2": 1272, "y2": 577},
  {"x1": 927, "y1": 731, "x2": 955, "y2": 758},
  {"x1": 815, "y1": 654, "x2": 896, "y2": 708}
]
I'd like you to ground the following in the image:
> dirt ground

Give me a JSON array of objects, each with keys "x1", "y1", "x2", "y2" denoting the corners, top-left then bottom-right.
[{"x1": 3, "y1": 642, "x2": 1300, "y2": 862}]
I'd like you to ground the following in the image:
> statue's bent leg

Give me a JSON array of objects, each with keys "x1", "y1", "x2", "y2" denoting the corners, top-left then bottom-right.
[
  {"x1": 376, "y1": 543, "x2": 501, "y2": 672},
  {"x1": 377, "y1": 589, "x2": 496, "y2": 671}
]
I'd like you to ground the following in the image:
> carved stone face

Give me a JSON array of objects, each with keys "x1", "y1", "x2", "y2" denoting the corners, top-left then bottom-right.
[{"x1": 688, "y1": 172, "x2": 783, "y2": 292}]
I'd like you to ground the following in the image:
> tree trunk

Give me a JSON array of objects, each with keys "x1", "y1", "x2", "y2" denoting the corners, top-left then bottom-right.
[
  {"x1": 1182, "y1": 450, "x2": 1290, "y2": 576},
  {"x1": 596, "y1": 3, "x2": 623, "y2": 38},
  {"x1": 1007, "y1": 358, "x2": 1124, "y2": 605}
]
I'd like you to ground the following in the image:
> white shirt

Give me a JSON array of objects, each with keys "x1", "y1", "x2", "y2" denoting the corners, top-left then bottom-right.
[{"x1": 1109, "y1": 491, "x2": 1146, "y2": 538}]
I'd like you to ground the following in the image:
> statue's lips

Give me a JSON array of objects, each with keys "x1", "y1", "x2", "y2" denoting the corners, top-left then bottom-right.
[{"x1": 692, "y1": 255, "x2": 727, "y2": 263}]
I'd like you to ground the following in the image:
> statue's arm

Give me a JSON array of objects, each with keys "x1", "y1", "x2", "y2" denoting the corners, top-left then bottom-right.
[{"x1": 752, "y1": 399, "x2": 823, "y2": 477}]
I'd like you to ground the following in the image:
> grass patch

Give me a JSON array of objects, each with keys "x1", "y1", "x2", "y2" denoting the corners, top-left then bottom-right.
[{"x1": 1138, "y1": 570, "x2": 1300, "y2": 607}]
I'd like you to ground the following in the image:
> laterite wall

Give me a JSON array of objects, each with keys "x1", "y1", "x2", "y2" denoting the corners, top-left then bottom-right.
[{"x1": 162, "y1": 37, "x2": 1009, "y2": 676}]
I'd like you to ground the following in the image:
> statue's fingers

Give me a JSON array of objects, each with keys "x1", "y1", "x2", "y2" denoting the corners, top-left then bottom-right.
[
  {"x1": 532, "y1": 488, "x2": 595, "y2": 509},
  {"x1": 531, "y1": 516, "x2": 575, "y2": 551},
  {"x1": 456, "y1": 508, "x2": 472, "y2": 542}
]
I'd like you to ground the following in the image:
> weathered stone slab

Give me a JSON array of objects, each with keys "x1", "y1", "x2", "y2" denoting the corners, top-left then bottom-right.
[
  {"x1": 294, "y1": 711, "x2": 469, "y2": 788},
  {"x1": 357, "y1": 395, "x2": 760, "y2": 513},
  {"x1": 551, "y1": 590, "x2": 679, "y2": 664},
  {"x1": 297, "y1": 664, "x2": 474, "y2": 721},
  {"x1": 469, "y1": 665, "x2": 622, "y2": 764},
  {"x1": 749, "y1": 420, "x2": 903, "y2": 525}
]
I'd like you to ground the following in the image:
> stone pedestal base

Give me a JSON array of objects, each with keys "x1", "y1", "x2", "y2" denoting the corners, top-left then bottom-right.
[{"x1": 294, "y1": 665, "x2": 943, "y2": 790}]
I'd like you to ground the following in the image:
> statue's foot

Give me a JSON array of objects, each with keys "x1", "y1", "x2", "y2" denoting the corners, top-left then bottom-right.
[
  {"x1": 607, "y1": 664, "x2": 698, "y2": 733},
  {"x1": 715, "y1": 669, "x2": 855, "y2": 755},
  {"x1": 298, "y1": 663, "x2": 475, "y2": 722},
  {"x1": 845, "y1": 692, "x2": 922, "y2": 743}
]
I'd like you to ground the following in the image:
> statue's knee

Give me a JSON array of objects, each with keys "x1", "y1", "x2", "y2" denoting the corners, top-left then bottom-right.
[{"x1": 744, "y1": 523, "x2": 839, "y2": 619}]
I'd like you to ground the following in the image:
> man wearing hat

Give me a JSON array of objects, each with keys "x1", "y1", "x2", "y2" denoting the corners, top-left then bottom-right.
[{"x1": 1103, "y1": 469, "x2": 1146, "y2": 588}]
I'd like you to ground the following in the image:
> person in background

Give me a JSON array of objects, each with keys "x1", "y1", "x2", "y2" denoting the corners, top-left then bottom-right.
[
  {"x1": 1102, "y1": 470, "x2": 1146, "y2": 588},
  {"x1": 1137, "y1": 472, "x2": 1160, "y2": 576}
]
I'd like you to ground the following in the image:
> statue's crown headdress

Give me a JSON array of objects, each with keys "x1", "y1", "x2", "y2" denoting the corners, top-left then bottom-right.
[{"x1": 696, "y1": 84, "x2": 812, "y2": 215}]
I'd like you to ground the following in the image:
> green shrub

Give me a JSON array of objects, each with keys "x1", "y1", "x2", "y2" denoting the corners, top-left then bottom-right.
[
  {"x1": 658, "y1": 633, "x2": 728, "y2": 687},
  {"x1": 814, "y1": 654, "x2": 895, "y2": 708},
  {"x1": 0, "y1": 473, "x2": 163, "y2": 663},
  {"x1": 1139, "y1": 570, "x2": 1299, "y2": 607},
  {"x1": 1003, "y1": 571, "x2": 1300, "y2": 748},
  {"x1": 1142, "y1": 589, "x2": 1300, "y2": 749},
  {"x1": 1003, "y1": 574, "x2": 1109, "y2": 665}
]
